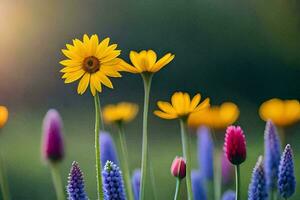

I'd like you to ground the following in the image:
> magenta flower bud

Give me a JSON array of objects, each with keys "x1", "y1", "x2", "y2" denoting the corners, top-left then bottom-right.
[
  {"x1": 171, "y1": 156, "x2": 186, "y2": 179},
  {"x1": 41, "y1": 109, "x2": 64, "y2": 162},
  {"x1": 223, "y1": 125, "x2": 246, "y2": 165}
]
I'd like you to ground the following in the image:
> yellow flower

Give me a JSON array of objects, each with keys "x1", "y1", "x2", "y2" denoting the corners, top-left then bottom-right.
[
  {"x1": 259, "y1": 98, "x2": 300, "y2": 127},
  {"x1": 120, "y1": 50, "x2": 175, "y2": 73},
  {"x1": 103, "y1": 102, "x2": 139, "y2": 124},
  {"x1": 0, "y1": 106, "x2": 8, "y2": 128},
  {"x1": 60, "y1": 34, "x2": 122, "y2": 96},
  {"x1": 188, "y1": 102, "x2": 239, "y2": 130},
  {"x1": 154, "y1": 92, "x2": 210, "y2": 120}
]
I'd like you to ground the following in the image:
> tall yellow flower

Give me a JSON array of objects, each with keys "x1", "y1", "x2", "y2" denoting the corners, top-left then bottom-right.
[
  {"x1": 0, "y1": 106, "x2": 8, "y2": 128},
  {"x1": 120, "y1": 50, "x2": 175, "y2": 73},
  {"x1": 119, "y1": 49, "x2": 174, "y2": 200},
  {"x1": 259, "y1": 98, "x2": 300, "y2": 127},
  {"x1": 188, "y1": 102, "x2": 239, "y2": 130},
  {"x1": 103, "y1": 102, "x2": 138, "y2": 124},
  {"x1": 60, "y1": 34, "x2": 122, "y2": 96},
  {"x1": 154, "y1": 92, "x2": 210, "y2": 120}
]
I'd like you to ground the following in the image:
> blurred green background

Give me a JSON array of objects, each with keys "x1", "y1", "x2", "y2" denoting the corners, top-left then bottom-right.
[{"x1": 0, "y1": 0, "x2": 300, "y2": 199}]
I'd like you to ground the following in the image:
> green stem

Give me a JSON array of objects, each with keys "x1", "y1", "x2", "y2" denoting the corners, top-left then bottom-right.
[
  {"x1": 50, "y1": 163, "x2": 64, "y2": 200},
  {"x1": 117, "y1": 123, "x2": 134, "y2": 200},
  {"x1": 94, "y1": 93, "x2": 104, "y2": 200},
  {"x1": 139, "y1": 73, "x2": 153, "y2": 200},
  {"x1": 235, "y1": 165, "x2": 240, "y2": 200},
  {"x1": 174, "y1": 178, "x2": 181, "y2": 200},
  {"x1": 271, "y1": 188, "x2": 277, "y2": 200},
  {"x1": 179, "y1": 119, "x2": 193, "y2": 200},
  {"x1": 149, "y1": 160, "x2": 158, "y2": 200},
  {"x1": 0, "y1": 155, "x2": 10, "y2": 200},
  {"x1": 214, "y1": 151, "x2": 222, "y2": 200}
]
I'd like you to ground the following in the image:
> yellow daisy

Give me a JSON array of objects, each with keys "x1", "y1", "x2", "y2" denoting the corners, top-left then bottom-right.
[
  {"x1": 188, "y1": 102, "x2": 239, "y2": 130},
  {"x1": 103, "y1": 102, "x2": 139, "y2": 124},
  {"x1": 259, "y1": 98, "x2": 300, "y2": 127},
  {"x1": 154, "y1": 92, "x2": 210, "y2": 120},
  {"x1": 60, "y1": 34, "x2": 122, "y2": 96},
  {"x1": 120, "y1": 50, "x2": 175, "y2": 73},
  {"x1": 0, "y1": 106, "x2": 8, "y2": 128}
]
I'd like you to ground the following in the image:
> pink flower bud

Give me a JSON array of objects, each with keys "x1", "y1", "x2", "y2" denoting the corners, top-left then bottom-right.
[
  {"x1": 224, "y1": 126, "x2": 246, "y2": 165},
  {"x1": 171, "y1": 156, "x2": 186, "y2": 179},
  {"x1": 41, "y1": 109, "x2": 64, "y2": 162}
]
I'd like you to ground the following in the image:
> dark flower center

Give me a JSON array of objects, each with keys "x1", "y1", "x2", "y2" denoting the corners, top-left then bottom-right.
[{"x1": 83, "y1": 56, "x2": 100, "y2": 73}]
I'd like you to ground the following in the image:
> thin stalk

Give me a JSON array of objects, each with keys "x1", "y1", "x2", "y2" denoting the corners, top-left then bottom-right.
[
  {"x1": 94, "y1": 93, "x2": 104, "y2": 200},
  {"x1": 235, "y1": 165, "x2": 240, "y2": 200},
  {"x1": 214, "y1": 151, "x2": 222, "y2": 200},
  {"x1": 271, "y1": 188, "x2": 277, "y2": 200},
  {"x1": 179, "y1": 118, "x2": 193, "y2": 200},
  {"x1": 174, "y1": 178, "x2": 181, "y2": 200},
  {"x1": 117, "y1": 123, "x2": 134, "y2": 200},
  {"x1": 139, "y1": 73, "x2": 153, "y2": 200},
  {"x1": 149, "y1": 160, "x2": 158, "y2": 200},
  {"x1": 0, "y1": 155, "x2": 10, "y2": 200},
  {"x1": 50, "y1": 163, "x2": 64, "y2": 200}
]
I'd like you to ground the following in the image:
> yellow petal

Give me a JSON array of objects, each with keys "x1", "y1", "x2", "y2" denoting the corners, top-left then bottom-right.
[
  {"x1": 77, "y1": 73, "x2": 90, "y2": 94},
  {"x1": 62, "y1": 49, "x2": 82, "y2": 60},
  {"x1": 194, "y1": 98, "x2": 210, "y2": 112},
  {"x1": 151, "y1": 53, "x2": 175, "y2": 72},
  {"x1": 172, "y1": 92, "x2": 184, "y2": 114},
  {"x1": 100, "y1": 44, "x2": 118, "y2": 59},
  {"x1": 101, "y1": 66, "x2": 122, "y2": 77},
  {"x1": 90, "y1": 74, "x2": 102, "y2": 92},
  {"x1": 60, "y1": 59, "x2": 82, "y2": 67},
  {"x1": 157, "y1": 101, "x2": 176, "y2": 114},
  {"x1": 90, "y1": 34, "x2": 99, "y2": 55},
  {"x1": 129, "y1": 51, "x2": 143, "y2": 70},
  {"x1": 60, "y1": 66, "x2": 82, "y2": 73},
  {"x1": 118, "y1": 59, "x2": 140, "y2": 73},
  {"x1": 146, "y1": 50, "x2": 157, "y2": 68},
  {"x1": 64, "y1": 70, "x2": 85, "y2": 83},
  {"x1": 154, "y1": 110, "x2": 177, "y2": 119},
  {"x1": 96, "y1": 72, "x2": 113, "y2": 88},
  {"x1": 96, "y1": 37, "x2": 110, "y2": 58},
  {"x1": 101, "y1": 50, "x2": 121, "y2": 63},
  {"x1": 190, "y1": 94, "x2": 201, "y2": 111}
]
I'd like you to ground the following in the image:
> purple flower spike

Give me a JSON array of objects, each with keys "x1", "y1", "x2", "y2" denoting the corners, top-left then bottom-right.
[
  {"x1": 67, "y1": 161, "x2": 88, "y2": 200},
  {"x1": 42, "y1": 109, "x2": 64, "y2": 162},
  {"x1": 221, "y1": 190, "x2": 235, "y2": 200},
  {"x1": 278, "y1": 144, "x2": 296, "y2": 199},
  {"x1": 131, "y1": 169, "x2": 141, "y2": 200},
  {"x1": 100, "y1": 131, "x2": 119, "y2": 168},
  {"x1": 248, "y1": 156, "x2": 268, "y2": 200},
  {"x1": 102, "y1": 161, "x2": 127, "y2": 200},
  {"x1": 264, "y1": 120, "x2": 281, "y2": 190},
  {"x1": 197, "y1": 126, "x2": 214, "y2": 181},
  {"x1": 191, "y1": 170, "x2": 206, "y2": 200},
  {"x1": 221, "y1": 153, "x2": 234, "y2": 185}
]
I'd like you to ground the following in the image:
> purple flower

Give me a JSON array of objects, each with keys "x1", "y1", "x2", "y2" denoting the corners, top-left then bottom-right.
[
  {"x1": 67, "y1": 161, "x2": 88, "y2": 200},
  {"x1": 131, "y1": 169, "x2": 141, "y2": 200},
  {"x1": 221, "y1": 190, "x2": 235, "y2": 200},
  {"x1": 100, "y1": 131, "x2": 119, "y2": 168},
  {"x1": 191, "y1": 170, "x2": 206, "y2": 200},
  {"x1": 197, "y1": 126, "x2": 214, "y2": 181},
  {"x1": 278, "y1": 144, "x2": 296, "y2": 199},
  {"x1": 102, "y1": 161, "x2": 126, "y2": 200},
  {"x1": 264, "y1": 120, "x2": 281, "y2": 190},
  {"x1": 41, "y1": 109, "x2": 64, "y2": 162},
  {"x1": 248, "y1": 156, "x2": 268, "y2": 200},
  {"x1": 221, "y1": 153, "x2": 234, "y2": 185}
]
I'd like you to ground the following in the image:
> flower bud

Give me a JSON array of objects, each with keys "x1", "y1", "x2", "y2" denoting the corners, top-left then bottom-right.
[
  {"x1": 171, "y1": 156, "x2": 186, "y2": 179},
  {"x1": 223, "y1": 125, "x2": 246, "y2": 165},
  {"x1": 41, "y1": 109, "x2": 64, "y2": 162}
]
